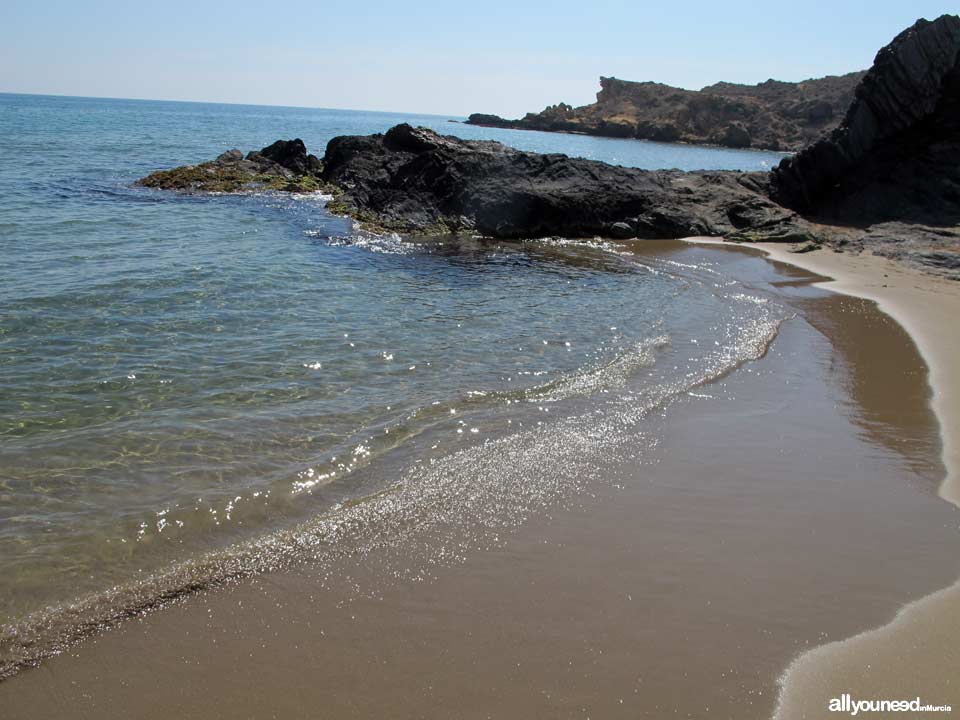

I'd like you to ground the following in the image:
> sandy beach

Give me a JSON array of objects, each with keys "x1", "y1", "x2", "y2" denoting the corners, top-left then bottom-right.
[
  {"x1": 697, "y1": 241, "x2": 960, "y2": 719},
  {"x1": 710, "y1": 241, "x2": 960, "y2": 508},
  {"x1": 3, "y1": 3, "x2": 958, "y2": 717},
  {"x1": 682, "y1": 238, "x2": 960, "y2": 718},
  {"x1": 1, "y1": 241, "x2": 957, "y2": 719}
]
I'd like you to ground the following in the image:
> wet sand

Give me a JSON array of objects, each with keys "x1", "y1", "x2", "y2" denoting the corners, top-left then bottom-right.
[
  {"x1": 1, "y1": 243, "x2": 958, "y2": 719},
  {"x1": 697, "y1": 242, "x2": 960, "y2": 720}
]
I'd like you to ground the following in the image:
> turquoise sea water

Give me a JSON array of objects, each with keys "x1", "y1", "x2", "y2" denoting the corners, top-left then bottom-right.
[{"x1": 0, "y1": 93, "x2": 792, "y2": 670}]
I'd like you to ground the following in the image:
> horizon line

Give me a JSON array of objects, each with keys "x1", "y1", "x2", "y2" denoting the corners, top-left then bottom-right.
[{"x1": 0, "y1": 90, "x2": 465, "y2": 120}]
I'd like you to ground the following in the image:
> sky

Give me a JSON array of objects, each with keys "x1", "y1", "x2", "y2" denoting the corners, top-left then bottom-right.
[{"x1": 1, "y1": 1, "x2": 957, "y2": 117}]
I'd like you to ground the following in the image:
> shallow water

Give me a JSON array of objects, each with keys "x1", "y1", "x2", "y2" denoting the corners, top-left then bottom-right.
[
  {"x1": 2, "y1": 243, "x2": 956, "y2": 720},
  {"x1": 1, "y1": 93, "x2": 790, "y2": 668}
]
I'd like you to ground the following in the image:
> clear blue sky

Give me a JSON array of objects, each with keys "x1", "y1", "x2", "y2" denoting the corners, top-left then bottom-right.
[{"x1": 1, "y1": 1, "x2": 956, "y2": 116}]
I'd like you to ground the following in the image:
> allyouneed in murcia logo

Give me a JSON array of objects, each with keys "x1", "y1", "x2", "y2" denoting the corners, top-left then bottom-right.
[{"x1": 829, "y1": 694, "x2": 952, "y2": 715}]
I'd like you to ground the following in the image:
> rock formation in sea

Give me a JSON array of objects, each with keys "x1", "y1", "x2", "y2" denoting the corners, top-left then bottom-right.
[
  {"x1": 465, "y1": 72, "x2": 865, "y2": 152},
  {"x1": 137, "y1": 139, "x2": 324, "y2": 193},
  {"x1": 317, "y1": 15, "x2": 960, "y2": 275},
  {"x1": 319, "y1": 123, "x2": 797, "y2": 241},
  {"x1": 137, "y1": 16, "x2": 960, "y2": 277}
]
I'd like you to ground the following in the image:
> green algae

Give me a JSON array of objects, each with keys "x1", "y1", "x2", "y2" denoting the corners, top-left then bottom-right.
[
  {"x1": 136, "y1": 162, "x2": 330, "y2": 195},
  {"x1": 136, "y1": 163, "x2": 256, "y2": 193}
]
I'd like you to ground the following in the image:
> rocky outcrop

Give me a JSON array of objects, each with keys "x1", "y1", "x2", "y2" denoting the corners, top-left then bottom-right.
[
  {"x1": 252, "y1": 139, "x2": 323, "y2": 175},
  {"x1": 770, "y1": 16, "x2": 960, "y2": 224},
  {"x1": 137, "y1": 17, "x2": 959, "y2": 278},
  {"x1": 320, "y1": 123, "x2": 803, "y2": 240},
  {"x1": 321, "y1": 16, "x2": 960, "y2": 277},
  {"x1": 466, "y1": 71, "x2": 865, "y2": 151},
  {"x1": 137, "y1": 139, "x2": 325, "y2": 193}
]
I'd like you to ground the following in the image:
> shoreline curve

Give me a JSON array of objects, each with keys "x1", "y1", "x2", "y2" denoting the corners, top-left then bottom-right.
[{"x1": 682, "y1": 237, "x2": 960, "y2": 719}]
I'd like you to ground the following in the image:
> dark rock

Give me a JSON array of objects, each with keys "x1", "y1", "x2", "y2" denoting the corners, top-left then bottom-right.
[
  {"x1": 216, "y1": 149, "x2": 244, "y2": 163},
  {"x1": 384, "y1": 123, "x2": 461, "y2": 153},
  {"x1": 792, "y1": 240, "x2": 822, "y2": 253},
  {"x1": 636, "y1": 121, "x2": 681, "y2": 143},
  {"x1": 712, "y1": 122, "x2": 751, "y2": 148},
  {"x1": 320, "y1": 123, "x2": 796, "y2": 239},
  {"x1": 596, "y1": 120, "x2": 635, "y2": 138},
  {"x1": 246, "y1": 138, "x2": 321, "y2": 175},
  {"x1": 138, "y1": 16, "x2": 960, "y2": 279},
  {"x1": 320, "y1": 16, "x2": 960, "y2": 278},
  {"x1": 466, "y1": 113, "x2": 518, "y2": 129},
  {"x1": 855, "y1": 222, "x2": 960, "y2": 279},
  {"x1": 608, "y1": 221, "x2": 635, "y2": 239},
  {"x1": 771, "y1": 15, "x2": 960, "y2": 224},
  {"x1": 137, "y1": 139, "x2": 326, "y2": 193}
]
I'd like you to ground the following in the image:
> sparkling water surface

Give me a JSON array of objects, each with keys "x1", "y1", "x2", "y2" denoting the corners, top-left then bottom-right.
[{"x1": 0, "y1": 93, "x2": 790, "y2": 629}]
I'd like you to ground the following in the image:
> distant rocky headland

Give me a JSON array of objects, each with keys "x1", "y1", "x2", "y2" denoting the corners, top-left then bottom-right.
[
  {"x1": 138, "y1": 16, "x2": 960, "y2": 278},
  {"x1": 465, "y1": 71, "x2": 865, "y2": 152}
]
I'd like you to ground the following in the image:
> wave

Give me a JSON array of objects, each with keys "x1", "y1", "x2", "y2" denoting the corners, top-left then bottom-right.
[
  {"x1": 0, "y1": 292, "x2": 788, "y2": 680},
  {"x1": 324, "y1": 230, "x2": 417, "y2": 255}
]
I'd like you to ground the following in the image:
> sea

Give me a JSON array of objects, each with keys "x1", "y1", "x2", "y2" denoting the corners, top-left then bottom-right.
[{"x1": 0, "y1": 92, "x2": 792, "y2": 672}]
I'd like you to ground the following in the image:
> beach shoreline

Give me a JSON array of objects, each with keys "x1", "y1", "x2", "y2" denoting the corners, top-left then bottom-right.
[
  {"x1": 684, "y1": 239, "x2": 960, "y2": 507},
  {"x1": 2, "y1": 240, "x2": 957, "y2": 719},
  {"x1": 683, "y1": 238, "x2": 960, "y2": 718}
]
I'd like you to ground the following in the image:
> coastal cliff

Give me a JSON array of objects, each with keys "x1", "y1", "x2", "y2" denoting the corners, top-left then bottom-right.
[{"x1": 466, "y1": 71, "x2": 864, "y2": 152}]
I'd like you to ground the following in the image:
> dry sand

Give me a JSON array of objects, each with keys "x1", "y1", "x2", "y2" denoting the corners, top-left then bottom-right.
[{"x1": 687, "y1": 239, "x2": 960, "y2": 719}]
